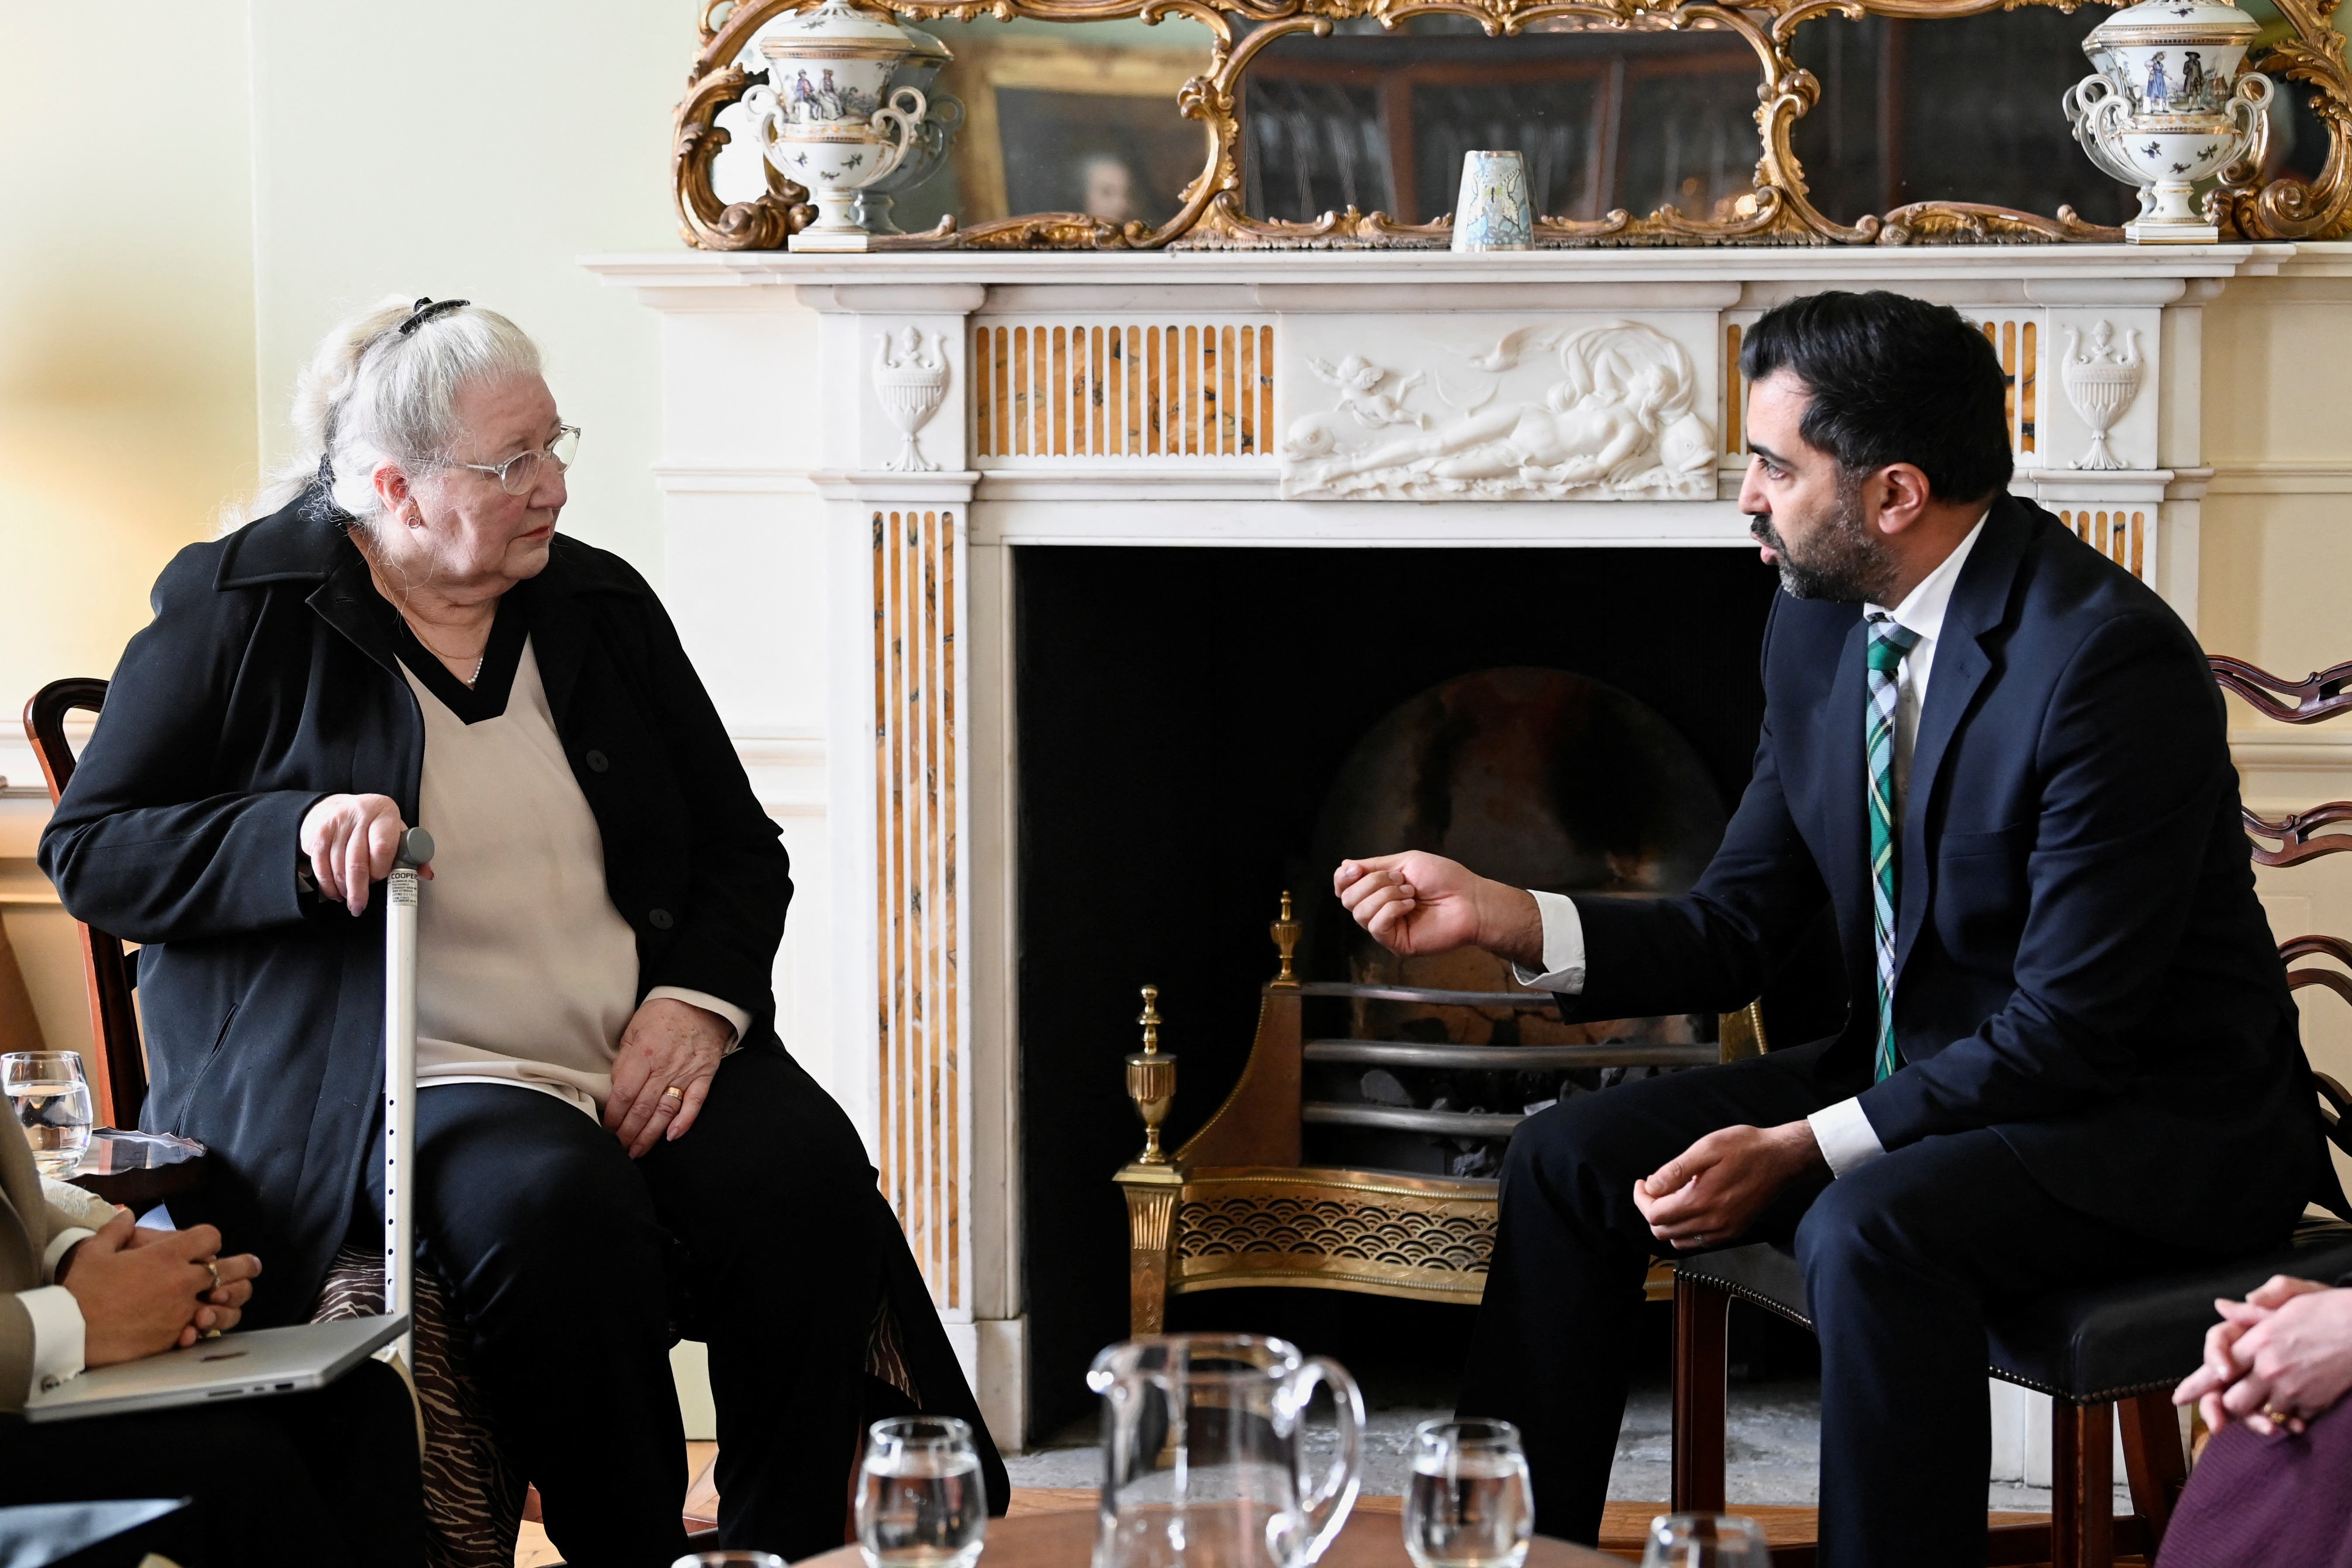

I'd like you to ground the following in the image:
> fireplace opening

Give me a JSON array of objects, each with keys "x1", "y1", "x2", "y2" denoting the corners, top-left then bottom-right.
[{"x1": 1013, "y1": 544, "x2": 1837, "y2": 1436}]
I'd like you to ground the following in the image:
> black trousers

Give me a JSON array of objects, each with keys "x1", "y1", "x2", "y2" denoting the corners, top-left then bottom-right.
[
  {"x1": 1457, "y1": 1048, "x2": 2197, "y2": 1568},
  {"x1": 0, "y1": 1357, "x2": 420, "y2": 1568},
  {"x1": 411, "y1": 1046, "x2": 890, "y2": 1566}
]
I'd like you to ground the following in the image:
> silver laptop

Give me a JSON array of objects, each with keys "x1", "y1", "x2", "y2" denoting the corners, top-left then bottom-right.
[
  {"x1": 24, "y1": 827, "x2": 435, "y2": 1424},
  {"x1": 21, "y1": 1311, "x2": 407, "y2": 1422}
]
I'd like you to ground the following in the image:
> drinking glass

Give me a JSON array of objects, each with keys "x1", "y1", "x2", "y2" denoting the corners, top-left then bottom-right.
[
  {"x1": 857, "y1": 1414, "x2": 987, "y2": 1568},
  {"x1": 1401, "y1": 1420, "x2": 1533, "y2": 1568},
  {"x1": 1640, "y1": 1514, "x2": 1770, "y2": 1567},
  {"x1": 3, "y1": 1053, "x2": 93, "y2": 1177},
  {"x1": 1404, "y1": 1419, "x2": 1533, "y2": 1568},
  {"x1": 672, "y1": 1556, "x2": 786, "y2": 1568}
]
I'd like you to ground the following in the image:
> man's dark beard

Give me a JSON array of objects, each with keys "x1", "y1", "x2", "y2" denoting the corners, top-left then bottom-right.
[{"x1": 1749, "y1": 477, "x2": 1898, "y2": 603}]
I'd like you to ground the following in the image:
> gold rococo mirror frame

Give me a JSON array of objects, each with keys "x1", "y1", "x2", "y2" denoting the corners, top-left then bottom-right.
[{"x1": 674, "y1": 0, "x2": 2352, "y2": 248}]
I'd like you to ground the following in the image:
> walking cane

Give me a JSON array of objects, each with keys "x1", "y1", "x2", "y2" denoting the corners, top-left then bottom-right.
[{"x1": 384, "y1": 826, "x2": 433, "y2": 1372}]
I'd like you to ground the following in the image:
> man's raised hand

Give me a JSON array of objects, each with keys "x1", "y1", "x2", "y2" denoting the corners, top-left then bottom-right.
[{"x1": 1333, "y1": 852, "x2": 1542, "y2": 967}]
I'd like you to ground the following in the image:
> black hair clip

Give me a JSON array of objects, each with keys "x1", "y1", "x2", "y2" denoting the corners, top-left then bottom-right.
[{"x1": 398, "y1": 297, "x2": 470, "y2": 336}]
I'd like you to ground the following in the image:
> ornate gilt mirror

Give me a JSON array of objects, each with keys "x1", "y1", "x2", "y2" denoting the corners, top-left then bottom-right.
[{"x1": 675, "y1": 0, "x2": 2352, "y2": 249}]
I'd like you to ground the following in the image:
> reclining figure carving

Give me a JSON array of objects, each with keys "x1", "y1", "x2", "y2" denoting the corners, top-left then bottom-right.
[{"x1": 1282, "y1": 321, "x2": 1717, "y2": 502}]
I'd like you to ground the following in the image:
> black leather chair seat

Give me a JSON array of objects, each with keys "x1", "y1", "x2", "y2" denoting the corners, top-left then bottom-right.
[{"x1": 1676, "y1": 1218, "x2": 2352, "y2": 1403}]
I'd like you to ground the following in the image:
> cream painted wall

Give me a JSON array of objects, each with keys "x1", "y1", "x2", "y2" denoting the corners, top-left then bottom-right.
[
  {"x1": 2201, "y1": 273, "x2": 2352, "y2": 1199},
  {"x1": 0, "y1": 3, "x2": 258, "y2": 816},
  {"x1": 244, "y1": 0, "x2": 686, "y2": 575}
]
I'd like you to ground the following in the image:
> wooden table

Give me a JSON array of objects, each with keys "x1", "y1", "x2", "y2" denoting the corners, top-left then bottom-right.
[
  {"x1": 63, "y1": 1127, "x2": 208, "y2": 1211},
  {"x1": 801, "y1": 1504, "x2": 1620, "y2": 1568}
]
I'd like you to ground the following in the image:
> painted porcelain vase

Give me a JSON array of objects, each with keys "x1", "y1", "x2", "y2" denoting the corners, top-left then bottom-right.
[
  {"x1": 2064, "y1": 0, "x2": 2272, "y2": 242},
  {"x1": 745, "y1": 0, "x2": 934, "y2": 252}
]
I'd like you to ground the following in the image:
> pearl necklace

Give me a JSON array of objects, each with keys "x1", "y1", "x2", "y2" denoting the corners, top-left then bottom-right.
[{"x1": 402, "y1": 617, "x2": 487, "y2": 688}]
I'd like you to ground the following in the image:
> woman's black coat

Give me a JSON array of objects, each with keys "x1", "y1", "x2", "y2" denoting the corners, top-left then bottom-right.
[{"x1": 39, "y1": 493, "x2": 794, "y2": 1327}]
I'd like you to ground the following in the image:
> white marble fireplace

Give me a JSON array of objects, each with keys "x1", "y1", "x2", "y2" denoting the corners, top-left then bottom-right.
[{"x1": 585, "y1": 241, "x2": 2304, "y2": 1445}]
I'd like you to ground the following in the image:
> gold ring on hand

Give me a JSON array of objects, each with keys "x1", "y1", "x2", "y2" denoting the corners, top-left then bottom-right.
[
  {"x1": 202, "y1": 1259, "x2": 220, "y2": 1294},
  {"x1": 657, "y1": 1085, "x2": 685, "y2": 1112},
  {"x1": 2263, "y1": 1406, "x2": 2294, "y2": 1426}
]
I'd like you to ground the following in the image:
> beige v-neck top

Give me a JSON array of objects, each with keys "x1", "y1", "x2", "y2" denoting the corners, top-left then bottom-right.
[{"x1": 404, "y1": 638, "x2": 747, "y2": 1120}]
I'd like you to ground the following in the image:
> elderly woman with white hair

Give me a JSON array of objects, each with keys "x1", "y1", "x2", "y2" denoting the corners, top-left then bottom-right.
[{"x1": 39, "y1": 296, "x2": 1006, "y2": 1565}]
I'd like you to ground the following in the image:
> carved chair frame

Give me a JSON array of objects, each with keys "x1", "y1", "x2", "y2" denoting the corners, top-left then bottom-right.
[{"x1": 676, "y1": 0, "x2": 2352, "y2": 250}]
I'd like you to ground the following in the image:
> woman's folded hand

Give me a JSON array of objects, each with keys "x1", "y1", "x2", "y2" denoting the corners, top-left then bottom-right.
[
  {"x1": 605, "y1": 996, "x2": 730, "y2": 1157},
  {"x1": 2176, "y1": 1275, "x2": 2333, "y2": 1432},
  {"x1": 2216, "y1": 1283, "x2": 2352, "y2": 1435}
]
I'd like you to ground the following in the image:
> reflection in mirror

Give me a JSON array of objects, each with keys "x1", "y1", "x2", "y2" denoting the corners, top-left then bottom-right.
[
  {"x1": 1240, "y1": 18, "x2": 1764, "y2": 225},
  {"x1": 714, "y1": 15, "x2": 1214, "y2": 235},
  {"x1": 2256, "y1": 71, "x2": 2335, "y2": 188},
  {"x1": 1791, "y1": 7, "x2": 2139, "y2": 227}
]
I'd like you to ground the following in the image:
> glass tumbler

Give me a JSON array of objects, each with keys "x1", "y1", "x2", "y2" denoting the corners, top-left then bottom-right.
[
  {"x1": 672, "y1": 1555, "x2": 787, "y2": 1568},
  {"x1": 1403, "y1": 1418, "x2": 1534, "y2": 1568},
  {"x1": 2, "y1": 1052, "x2": 92, "y2": 1177},
  {"x1": 857, "y1": 1414, "x2": 987, "y2": 1568},
  {"x1": 1640, "y1": 1513, "x2": 1770, "y2": 1567}
]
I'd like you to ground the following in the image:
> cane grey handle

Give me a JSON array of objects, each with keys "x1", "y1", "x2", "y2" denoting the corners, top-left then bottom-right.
[{"x1": 397, "y1": 827, "x2": 435, "y2": 869}]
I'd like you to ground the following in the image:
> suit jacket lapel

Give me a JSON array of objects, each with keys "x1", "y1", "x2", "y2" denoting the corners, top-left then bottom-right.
[{"x1": 1894, "y1": 501, "x2": 2030, "y2": 977}]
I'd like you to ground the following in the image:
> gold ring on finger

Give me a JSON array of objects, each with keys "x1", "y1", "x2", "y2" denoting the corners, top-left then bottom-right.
[
  {"x1": 203, "y1": 1259, "x2": 220, "y2": 1293},
  {"x1": 2263, "y1": 1407, "x2": 2293, "y2": 1426}
]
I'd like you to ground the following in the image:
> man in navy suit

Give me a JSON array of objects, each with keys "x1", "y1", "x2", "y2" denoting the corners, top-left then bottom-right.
[{"x1": 1336, "y1": 291, "x2": 2335, "y2": 1567}]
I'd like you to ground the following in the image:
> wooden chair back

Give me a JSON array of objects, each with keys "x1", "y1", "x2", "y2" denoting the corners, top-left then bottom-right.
[
  {"x1": 21, "y1": 679, "x2": 144, "y2": 1127},
  {"x1": 2209, "y1": 655, "x2": 2352, "y2": 1146}
]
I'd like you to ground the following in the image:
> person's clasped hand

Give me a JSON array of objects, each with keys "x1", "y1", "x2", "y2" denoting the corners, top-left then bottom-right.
[
  {"x1": 57, "y1": 1212, "x2": 261, "y2": 1367},
  {"x1": 604, "y1": 997, "x2": 731, "y2": 1158},
  {"x1": 1630, "y1": 1125, "x2": 1822, "y2": 1251},
  {"x1": 299, "y1": 793, "x2": 434, "y2": 916},
  {"x1": 2174, "y1": 1274, "x2": 2352, "y2": 1436}
]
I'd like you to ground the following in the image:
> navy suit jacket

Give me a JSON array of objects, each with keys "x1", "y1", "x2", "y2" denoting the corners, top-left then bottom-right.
[{"x1": 1564, "y1": 496, "x2": 2337, "y2": 1251}]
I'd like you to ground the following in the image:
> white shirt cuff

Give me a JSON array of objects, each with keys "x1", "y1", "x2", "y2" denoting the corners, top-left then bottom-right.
[
  {"x1": 19, "y1": 1286, "x2": 86, "y2": 1396},
  {"x1": 42, "y1": 1226, "x2": 94, "y2": 1282},
  {"x1": 1808, "y1": 1098, "x2": 1887, "y2": 1178},
  {"x1": 646, "y1": 986, "x2": 751, "y2": 1048},
  {"x1": 1509, "y1": 889, "x2": 1588, "y2": 993}
]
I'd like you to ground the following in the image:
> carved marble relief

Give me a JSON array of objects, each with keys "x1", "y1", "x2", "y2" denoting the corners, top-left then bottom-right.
[{"x1": 1281, "y1": 319, "x2": 1717, "y2": 502}]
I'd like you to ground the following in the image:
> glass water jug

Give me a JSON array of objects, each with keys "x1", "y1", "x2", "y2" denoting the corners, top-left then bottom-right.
[{"x1": 1088, "y1": 1334, "x2": 1364, "y2": 1568}]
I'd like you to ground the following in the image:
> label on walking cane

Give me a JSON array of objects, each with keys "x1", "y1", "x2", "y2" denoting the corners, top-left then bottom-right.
[{"x1": 390, "y1": 872, "x2": 418, "y2": 906}]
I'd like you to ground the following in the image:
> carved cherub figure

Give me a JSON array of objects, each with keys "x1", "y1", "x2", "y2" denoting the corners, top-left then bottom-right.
[{"x1": 1306, "y1": 355, "x2": 1430, "y2": 431}]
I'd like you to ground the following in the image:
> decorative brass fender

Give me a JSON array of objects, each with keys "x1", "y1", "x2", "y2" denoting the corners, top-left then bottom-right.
[
  {"x1": 1109, "y1": 894, "x2": 1770, "y2": 1333},
  {"x1": 679, "y1": 0, "x2": 2352, "y2": 248}
]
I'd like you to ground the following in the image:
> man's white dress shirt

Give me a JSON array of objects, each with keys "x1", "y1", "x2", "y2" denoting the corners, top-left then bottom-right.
[{"x1": 1515, "y1": 516, "x2": 1989, "y2": 1178}]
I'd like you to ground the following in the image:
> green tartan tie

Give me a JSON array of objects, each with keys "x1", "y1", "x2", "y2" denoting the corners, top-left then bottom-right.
[{"x1": 1866, "y1": 616, "x2": 1921, "y2": 1083}]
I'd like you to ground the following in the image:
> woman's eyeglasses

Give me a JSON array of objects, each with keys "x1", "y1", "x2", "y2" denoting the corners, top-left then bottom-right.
[{"x1": 456, "y1": 424, "x2": 580, "y2": 495}]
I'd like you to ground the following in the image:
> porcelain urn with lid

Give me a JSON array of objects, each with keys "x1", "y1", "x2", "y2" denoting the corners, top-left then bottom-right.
[
  {"x1": 742, "y1": 0, "x2": 942, "y2": 252},
  {"x1": 2064, "y1": 0, "x2": 2273, "y2": 242}
]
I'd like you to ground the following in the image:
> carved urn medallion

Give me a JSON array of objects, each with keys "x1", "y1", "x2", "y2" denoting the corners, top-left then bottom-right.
[
  {"x1": 2059, "y1": 322, "x2": 2146, "y2": 470},
  {"x1": 744, "y1": 0, "x2": 938, "y2": 252},
  {"x1": 2064, "y1": 0, "x2": 2273, "y2": 243},
  {"x1": 872, "y1": 327, "x2": 951, "y2": 473}
]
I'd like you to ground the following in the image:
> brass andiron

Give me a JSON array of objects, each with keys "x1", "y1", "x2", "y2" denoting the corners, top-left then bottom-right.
[
  {"x1": 1270, "y1": 891, "x2": 1300, "y2": 985},
  {"x1": 1126, "y1": 985, "x2": 1178, "y2": 1165}
]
